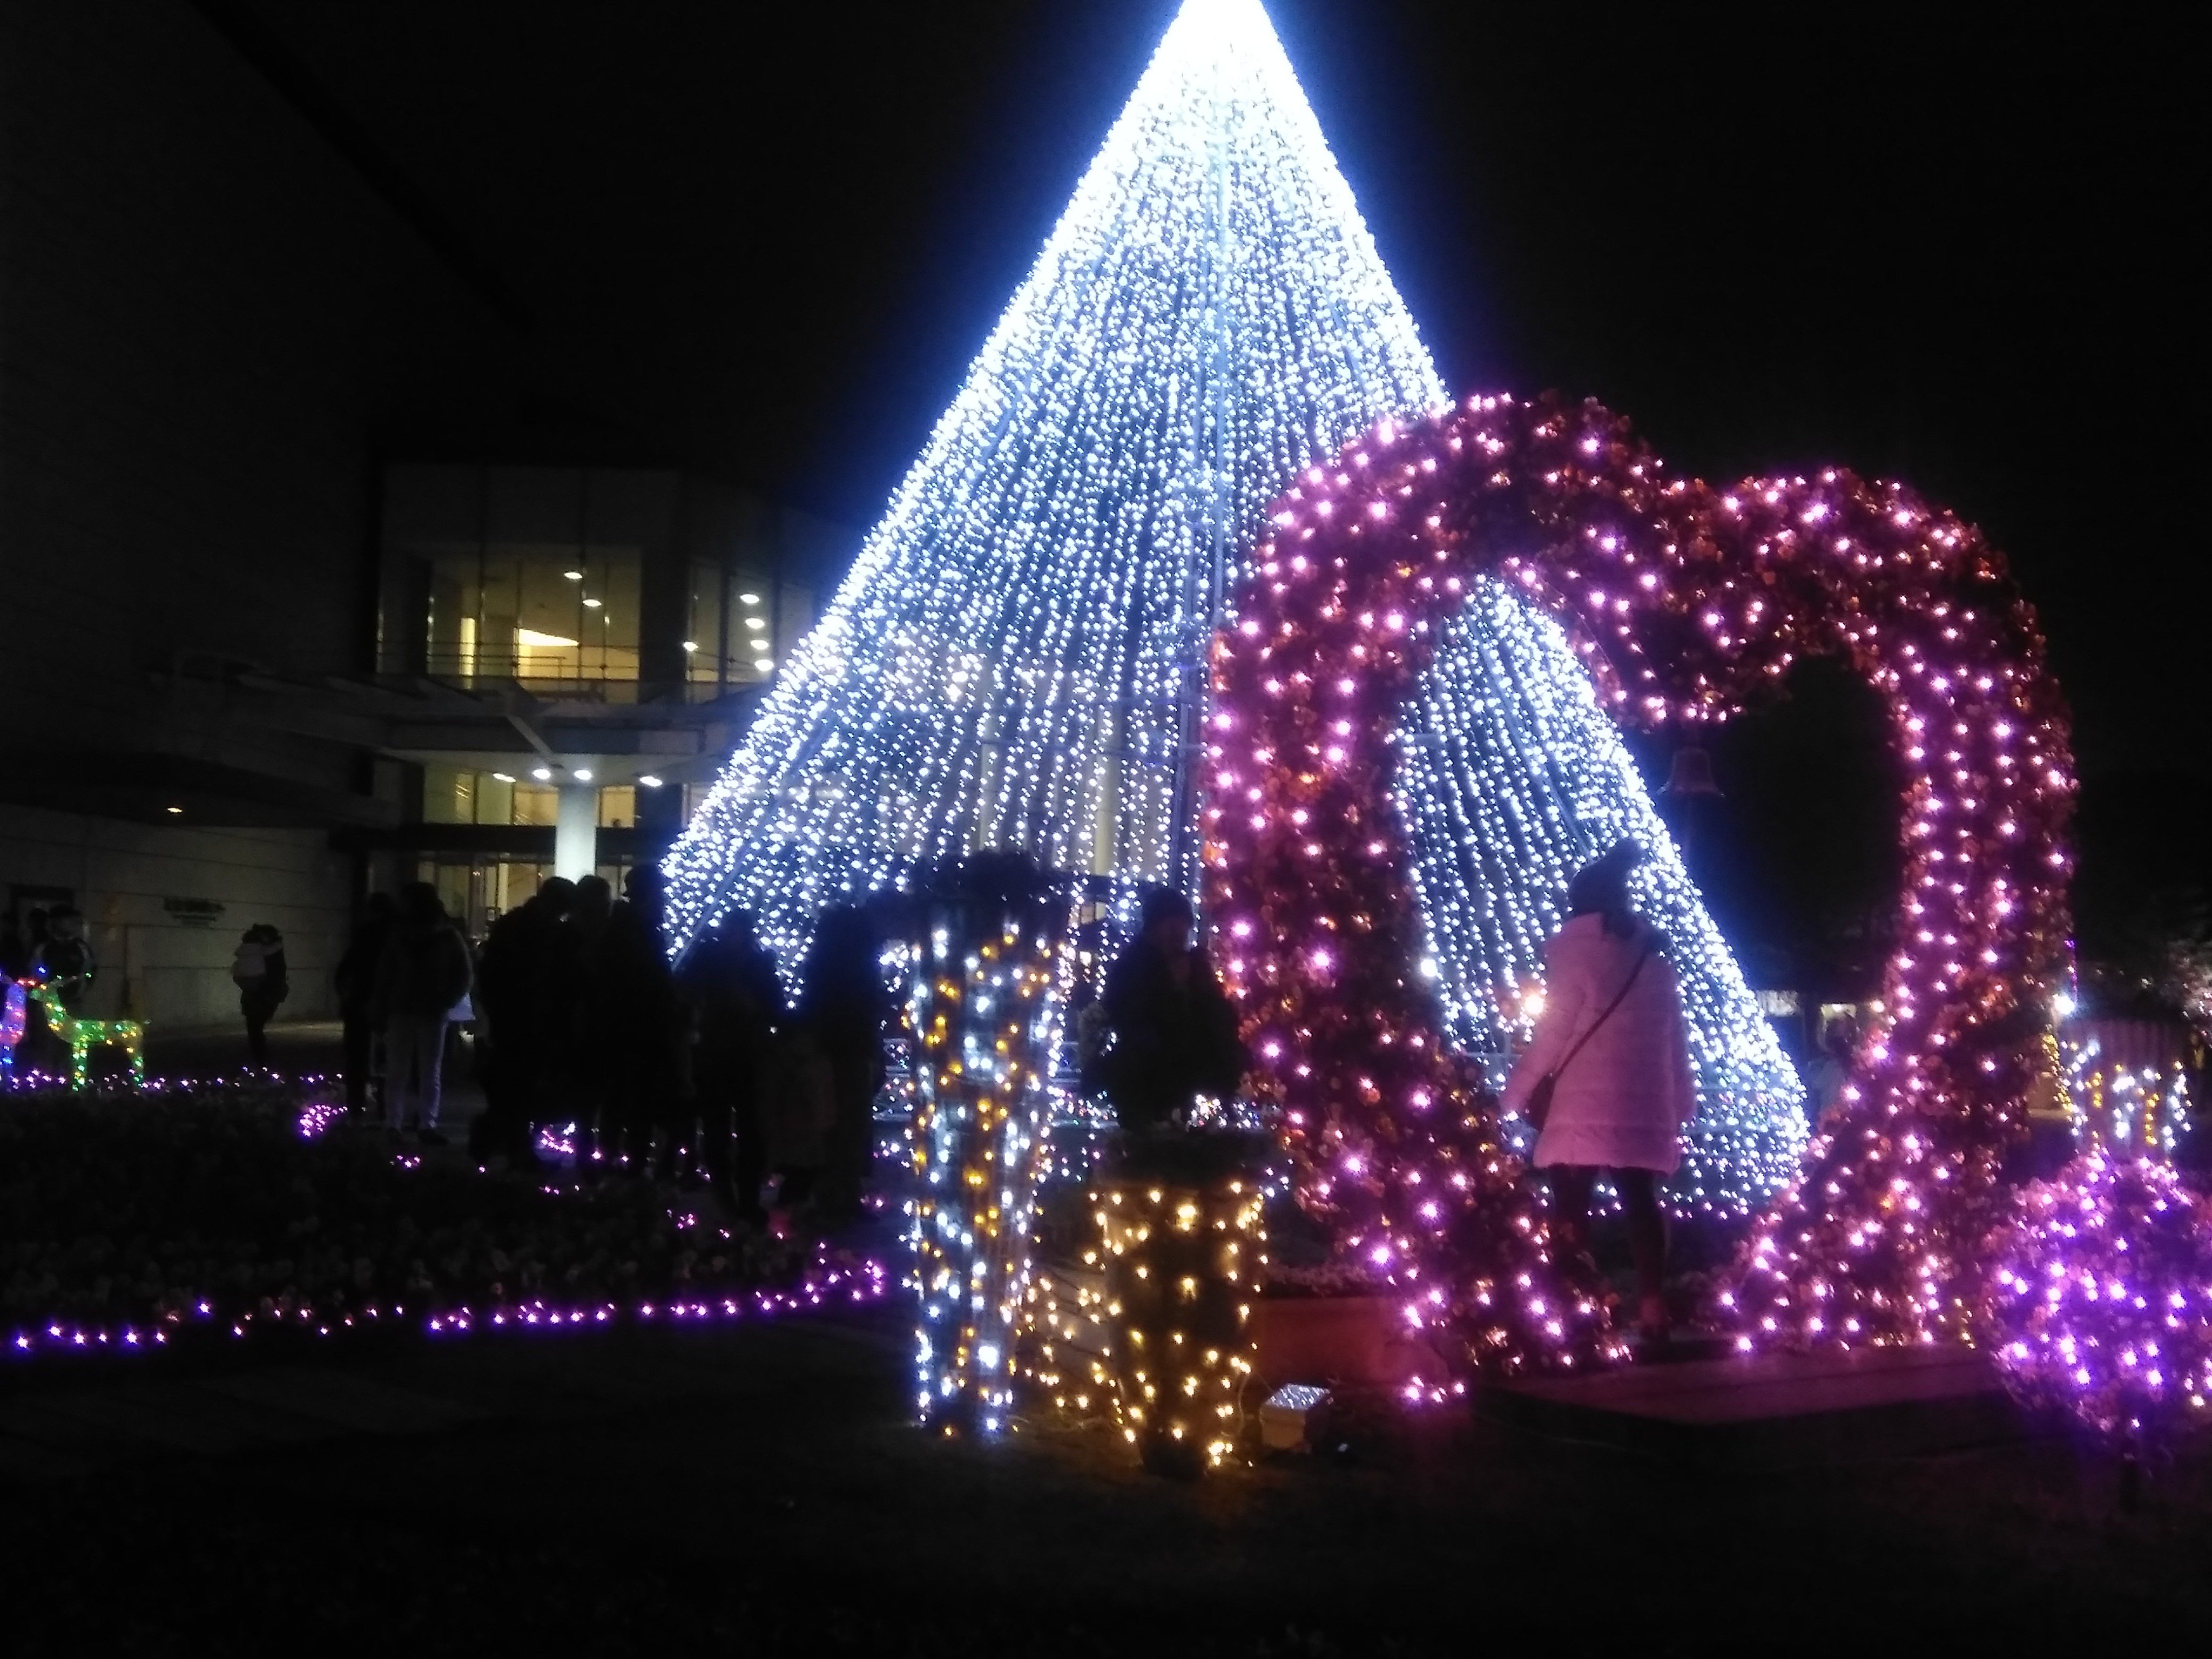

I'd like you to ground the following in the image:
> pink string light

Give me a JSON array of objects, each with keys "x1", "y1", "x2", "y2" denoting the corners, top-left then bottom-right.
[
  {"x1": 1983, "y1": 1149, "x2": 2212, "y2": 1448},
  {"x1": 1208, "y1": 391, "x2": 2074, "y2": 1370}
]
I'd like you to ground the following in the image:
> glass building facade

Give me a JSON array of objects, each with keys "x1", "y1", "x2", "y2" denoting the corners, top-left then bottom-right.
[{"x1": 371, "y1": 464, "x2": 835, "y2": 938}]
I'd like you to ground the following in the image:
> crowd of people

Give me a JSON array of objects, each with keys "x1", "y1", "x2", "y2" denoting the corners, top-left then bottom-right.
[
  {"x1": 325, "y1": 869, "x2": 1254, "y2": 1228},
  {"x1": 333, "y1": 871, "x2": 892, "y2": 1226},
  {"x1": 12, "y1": 837, "x2": 1707, "y2": 1334},
  {"x1": 313, "y1": 839, "x2": 1701, "y2": 1324}
]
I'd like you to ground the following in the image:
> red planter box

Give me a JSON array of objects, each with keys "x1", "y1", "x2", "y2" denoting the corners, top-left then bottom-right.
[{"x1": 1251, "y1": 1295, "x2": 1446, "y2": 1390}]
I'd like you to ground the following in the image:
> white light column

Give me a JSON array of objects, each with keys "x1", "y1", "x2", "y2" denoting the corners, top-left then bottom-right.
[{"x1": 555, "y1": 785, "x2": 597, "y2": 881}]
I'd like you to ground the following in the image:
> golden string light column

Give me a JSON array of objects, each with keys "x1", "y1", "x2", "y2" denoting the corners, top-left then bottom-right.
[
  {"x1": 1092, "y1": 1173, "x2": 1265, "y2": 1472},
  {"x1": 908, "y1": 925, "x2": 1063, "y2": 1433}
]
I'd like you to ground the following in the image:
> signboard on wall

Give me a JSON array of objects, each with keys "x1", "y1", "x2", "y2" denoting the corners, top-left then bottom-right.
[{"x1": 163, "y1": 897, "x2": 225, "y2": 928}]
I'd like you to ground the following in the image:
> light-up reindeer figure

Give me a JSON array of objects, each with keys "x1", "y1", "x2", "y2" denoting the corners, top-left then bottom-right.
[{"x1": 10, "y1": 976, "x2": 146, "y2": 1089}]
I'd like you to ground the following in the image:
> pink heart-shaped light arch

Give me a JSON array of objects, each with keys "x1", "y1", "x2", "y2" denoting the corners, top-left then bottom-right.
[{"x1": 1206, "y1": 392, "x2": 2074, "y2": 1372}]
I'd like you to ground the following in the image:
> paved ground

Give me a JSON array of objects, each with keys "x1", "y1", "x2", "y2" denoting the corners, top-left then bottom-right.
[
  {"x1": 7, "y1": 1290, "x2": 2211, "y2": 1656},
  {"x1": 145, "y1": 1017, "x2": 353, "y2": 1083},
  {"x1": 144, "y1": 1017, "x2": 494, "y2": 1128}
]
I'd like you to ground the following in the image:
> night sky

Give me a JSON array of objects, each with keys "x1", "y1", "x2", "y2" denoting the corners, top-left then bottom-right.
[{"x1": 230, "y1": 1, "x2": 2202, "y2": 785}]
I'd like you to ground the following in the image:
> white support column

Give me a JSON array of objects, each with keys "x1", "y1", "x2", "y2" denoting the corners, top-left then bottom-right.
[{"x1": 554, "y1": 784, "x2": 597, "y2": 881}]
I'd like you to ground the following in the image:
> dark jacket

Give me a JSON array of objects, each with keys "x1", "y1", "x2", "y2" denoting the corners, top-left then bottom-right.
[
  {"x1": 478, "y1": 899, "x2": 571, "y2": 1053},
  {"x1": 599, "y1": 900, "x2": 682, "y2": 1058},
  {"x1": 335, "y1": 918, "x2": 392, "y2": 1015},
  {"x1": 678, "y1": 933, "x2": 784, "y2": 1090},
  {"x1": 240, "y1": 949, "x2": 289, "y2": 1013},
  {"x1": 375, "y1": 921, "x2": 472, "y2": 1023},
  {"x1": 1097, "y1": 939, "x2": 1246, "y2": 1128}
]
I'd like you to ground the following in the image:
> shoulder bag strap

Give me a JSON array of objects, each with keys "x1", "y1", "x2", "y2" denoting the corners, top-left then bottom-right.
[{"x1": 1544, "y1": 944, "x2": 1653, "y2": 1085}]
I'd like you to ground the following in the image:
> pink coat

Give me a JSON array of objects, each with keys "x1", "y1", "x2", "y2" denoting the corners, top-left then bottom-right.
[{"x1": 1501, "y1": 914, "x2": 1696, "y2": 1174}]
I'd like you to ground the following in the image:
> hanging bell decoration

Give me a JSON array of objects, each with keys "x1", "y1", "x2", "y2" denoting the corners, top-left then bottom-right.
[{"x1": 1664, "y1": 745, "x2": 1723, "y2": 799}]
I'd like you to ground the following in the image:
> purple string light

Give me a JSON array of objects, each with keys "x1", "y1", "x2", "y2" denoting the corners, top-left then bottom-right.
[
  {"x1": 11, "y1": 1252, "x2": 891, "y2": 1361},
  {"x1": 6, "y1": 1071, "x2": 895, "y2": 1367}
]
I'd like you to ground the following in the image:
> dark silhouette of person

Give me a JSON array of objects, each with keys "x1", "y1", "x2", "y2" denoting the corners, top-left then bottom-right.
[
  {"x1": 598, "y1": 865, "x2": 687, "y2": 1174},
  {"x1": 677, "y1": 909, "x2": 785, "y2": 1222},
  {"x1": 35, "y1": 905, "x2": 96, "y2": 1013},
  {"x1": 796, "y1": 905, "x2": 891, "y2": 1220},
  {"x1": 564, "y1": 874, "x2": 617, "y2": 1166},
  {"x1": 232, "y1": 923, "x2": 289, "y2": 1066},
  {"x1": 335, "y1": 893, "x2": 396, "y2": 1114},
  {"x1": 1097, "y1": 888, "x2": 1246, "y2": 1132},
  {"x1": 471, "y1": 876, "x2": 576, "y2": 1165},
  {"x1": 0, "y1": 913, "x2": 29, "y2": 981},
  {"x1": 373, "y1": 883, "x2": 473, "y2": 1144}
]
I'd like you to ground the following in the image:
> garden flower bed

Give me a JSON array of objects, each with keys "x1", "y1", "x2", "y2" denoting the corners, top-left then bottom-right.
[{"x1": 2, "y1": 1083, "x2": 880, "y2": 1358}]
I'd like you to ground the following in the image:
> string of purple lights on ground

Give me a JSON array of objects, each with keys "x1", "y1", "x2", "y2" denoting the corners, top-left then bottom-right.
[
  {"x1": 5, "y1": 1073, "x2": 889, "y2": 1367},
  {"x1": 10, "y1": 1253, "x2": 888, "y2": 1361}
]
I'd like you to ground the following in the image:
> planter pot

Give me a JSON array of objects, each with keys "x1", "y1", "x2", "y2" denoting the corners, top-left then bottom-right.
[{"x1": 1251, "y1": 1294, "x2": 1445, "y2": 1389}]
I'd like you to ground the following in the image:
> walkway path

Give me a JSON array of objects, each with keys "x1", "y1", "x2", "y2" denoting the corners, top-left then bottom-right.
[{"x1": 2, "y1": 1311, "x2": 903, "y2": 1483}]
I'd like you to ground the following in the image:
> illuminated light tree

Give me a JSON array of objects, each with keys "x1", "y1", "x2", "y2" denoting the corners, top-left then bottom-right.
[
  {"x1": 665, "y1": 0, "x2": 1441, "y2": 956},
  {"x1": 662, "y1": 0, "x2": 1803, "y2": 1220},
  {"x1": 1210, "y1": 393, "x2": 2074, "y2": 1370}
]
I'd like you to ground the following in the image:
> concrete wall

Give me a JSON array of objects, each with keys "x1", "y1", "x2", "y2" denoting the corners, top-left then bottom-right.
[{"x1": 1, "y1": 804, "x2": 351, "y2": 1028}]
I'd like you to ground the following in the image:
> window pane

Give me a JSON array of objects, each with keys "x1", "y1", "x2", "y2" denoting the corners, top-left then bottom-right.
[
  {"x1": 734, "y1": 574, "x2": 773, "y2": 684},
  {"x1": 477, "y1": 773, "x2": 515, "y2": 827},
  {"x1": 597, "y1": 786, "x2": 636, "y2": 829},
  {"x1": 512, "y1": 784, "x2": 558, "y2": 827},
  {"x1": 422, "y1": 544, "x2": 643, "y2": 691},
  {"x1": 686, "y1": 560, "x2": 725, "y2": 692},
  {"x1": 423, "y1": 764, "x2": 471, "y2": 825}
]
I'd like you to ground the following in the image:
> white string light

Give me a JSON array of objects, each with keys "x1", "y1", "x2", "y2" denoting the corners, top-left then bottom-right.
[
  {"x1": 663, "y1": 0, "x2": 1442, "y2": 964},
  {"x1": 663, "y1": 1, "x2": 1805, "y2": 1215}
]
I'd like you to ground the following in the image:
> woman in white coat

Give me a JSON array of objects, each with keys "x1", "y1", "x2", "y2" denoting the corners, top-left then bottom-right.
[{"x1": 1502, "y1": 841, "x2": 1696, "y2": 1343}]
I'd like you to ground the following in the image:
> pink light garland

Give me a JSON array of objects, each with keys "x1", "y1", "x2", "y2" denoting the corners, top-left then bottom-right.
[
  {"x1": 1982, "y1": 1150, "x2": 2212, "y2": 1448},
  {"x1": 1208, "y1": 392, "x2": 2074, "y2": 1371}
]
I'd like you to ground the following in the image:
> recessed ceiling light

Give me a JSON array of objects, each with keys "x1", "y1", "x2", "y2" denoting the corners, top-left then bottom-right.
[
  {"x1": 516, "y1": 627, "x2": 579, "y2": 648},
  {"x1": 563, "y1": 570, "x2": 584, "y2": 581},
  {"x1": 638, "y1": 774, "x2": 664, "y2": 789},
  {"x1": 681, "y1": 640, "x2": 699, "y2": 653},
  {"x1": 754, "y1": 657, "x2": 775, "y2": 672},
  {"x1": 745, "y1": 616, "x2": 767, "y2": 630},
  {"x1": 531, "y1": 766, "x2": 554, "y2": 781},
  {"x1": 739, "y1": 592, "x2": 761, "y2": 606},
  {"x1": 582, "y1": 597, "x2": 603, "y2": 609},
  {"x1": 491, "y1": 772, "x2": 515, "y2": 784},
  {"x1": 165, "y1": 805, "x2": 184, "y2": 815},
  {"x1": 573, "y1": 768, "x2": 594, "y2": 783}
]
